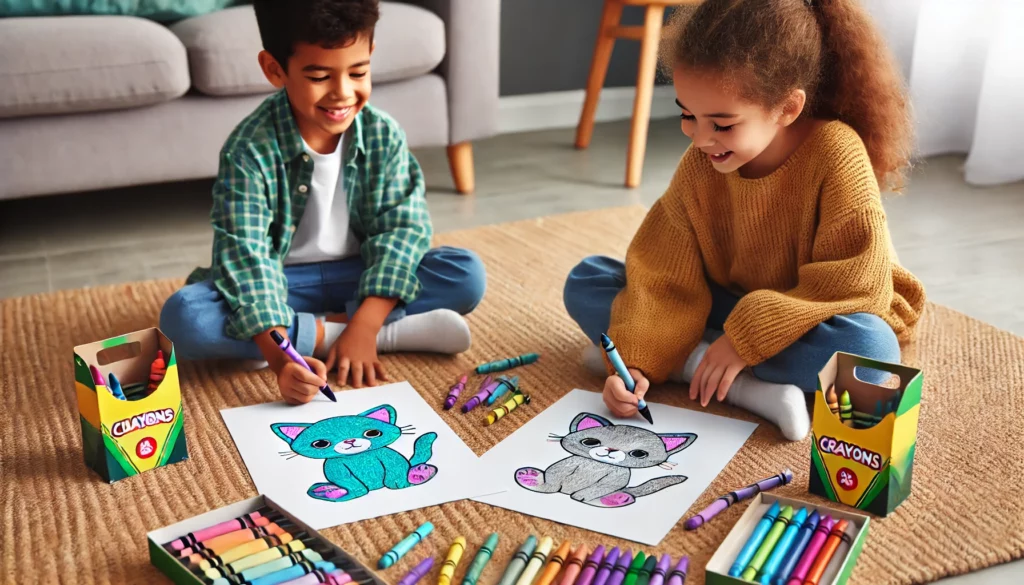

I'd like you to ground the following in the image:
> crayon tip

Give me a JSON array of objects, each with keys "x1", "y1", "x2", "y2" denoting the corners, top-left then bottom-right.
[
  {"x1": 639, "y1": 406, "x2": 654, "y2": 424},
  {"x1": 600, "y1": 333, "x2": 612, "y2": 348},
  {"x1": 683, "y1": 516, "x2": 702, "y2": 530}
]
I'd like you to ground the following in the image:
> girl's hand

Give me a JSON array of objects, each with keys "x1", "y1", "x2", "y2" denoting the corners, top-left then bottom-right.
[
  {"x1": 325, "y1": 322, "x2": 389, "y2": 388},
  {"x1": 278, "y1": 357, "x2": 328, "y2": 405},
  {"x1": 603, "y1": 369, "x2": 650, "y2": 418},
  {"x1": 689, "y1": 335, "x2": 746, "y2": 407}
]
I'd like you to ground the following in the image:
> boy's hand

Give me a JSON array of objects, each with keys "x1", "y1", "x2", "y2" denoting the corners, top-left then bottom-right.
[
  {"x1": 325, "y1": 322, "x2": 389, "y2": 388},
  {"x1": 278, "y1": 357, "x2": 328, "y2": 405},
  {"x1": 689, "y1": 335, "x2": 746, "y2": 407},
  {"x1": 603, "y1": 369, "x2": 650, "y2": 418}
]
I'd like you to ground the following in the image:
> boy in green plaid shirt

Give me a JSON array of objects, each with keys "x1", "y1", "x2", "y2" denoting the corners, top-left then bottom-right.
[{"x1": 160, "y1": 0, "x2": 485, "y2": 403}]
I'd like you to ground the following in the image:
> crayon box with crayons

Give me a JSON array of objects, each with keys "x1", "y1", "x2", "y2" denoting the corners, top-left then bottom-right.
[
  {"x1": 705, "y1": 493, "x2": 870, "y2": 585},
  {"x1": 73, "y1": 327, "x2": 189, "y2": 483},
  {"x1": 810, "y1": 352, "x2": 923, "y2": 517},
  {"x1": 148, "y1": 495, "x2": 387, "y2": 585}
]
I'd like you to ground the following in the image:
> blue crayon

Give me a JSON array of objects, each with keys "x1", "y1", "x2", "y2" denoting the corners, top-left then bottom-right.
[
  {"x1": 772, "y1": 510, "x2": 819, "y2": 585},
  {"x1": 729, "y1": 500, "x2": 781, "y2": 577},
  {"x1": 600, "y1": 333, "x2": 653, "y2": 424},
  {"x1": 486, "y1": 376, "x2": 519, "y2": 406},
  {"x1": 758, "y1": 507, "x2": 807, "y2": 584},
  {"x1": 475, "y1": 353, "x2": 540, "y2": 375},
  {"x1": 379, "y1": 522, "x2": 433, "y2": 569},
  {"x1": 107, "y1": 372, "x2": 127, "y2": 400}
]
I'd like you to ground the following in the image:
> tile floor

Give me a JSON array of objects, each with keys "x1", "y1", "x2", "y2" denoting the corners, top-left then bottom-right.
[{"x1": 0, "y1": 118, "x2": 1021, "y2": 582}]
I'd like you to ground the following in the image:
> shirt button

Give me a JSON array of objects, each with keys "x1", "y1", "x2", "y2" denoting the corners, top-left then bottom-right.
[
  {"x1": 298, "y1": 184, "x2": 308, "y2": 193},
  {"x1": 302, "y1": 154, "x2": 310, "y2": 162},
  {"x1": 290, "y1": 226, "x2": 297, "y2": 232}
]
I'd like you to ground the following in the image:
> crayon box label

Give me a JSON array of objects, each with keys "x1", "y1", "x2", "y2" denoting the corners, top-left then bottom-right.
[
  {"x1": 810, "y1": 352, "x2": 922, "y2": 516},
  {"x1": 74, "y1": 328, "x2": 189, "y2": 483}
]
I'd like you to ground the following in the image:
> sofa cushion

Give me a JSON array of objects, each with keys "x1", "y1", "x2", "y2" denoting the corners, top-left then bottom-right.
[
  {"x1": 170, "y1": 2, "x2": 445, "y2": 97},
  {"x1": 0, "y1": 16, "x2": 190, "y2": 118}
]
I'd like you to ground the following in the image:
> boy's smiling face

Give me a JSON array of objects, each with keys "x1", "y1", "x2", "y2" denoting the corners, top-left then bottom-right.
[{"x1": 259, "y1": 35, "x2": 373, "y2": 154}]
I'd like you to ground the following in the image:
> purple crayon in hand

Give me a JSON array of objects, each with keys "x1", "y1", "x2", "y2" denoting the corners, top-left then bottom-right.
[
  {"x1": 269, "y1": 330, "x2": 336, "y2": 402},
  {"x1": 398, "y1": 556, "x2": 434, "y2": 585},
  {"x1": 666, "y1": 556, "x2": 688, "y2": 585},
  {"x1": 462, "y1": 376, "x2": 497, "y2": 413},
  {"x1": 444, "y1": 375, "x2": 467, "y2": 410},
  {"x1": 684, "y1": 469, "x2": 793, "y2": 530}
]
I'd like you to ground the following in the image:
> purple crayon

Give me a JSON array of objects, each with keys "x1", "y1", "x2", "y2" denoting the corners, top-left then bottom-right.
[
  {"x1": 462, "y1": 376, "x2": 497, "y2": 413},
  {"x1": 398, "y1": 556, "x2": 434, "y2": 585},
  {"x1": 607, "y1": 550, "x2": 632, "y2": 585},
  {"x1": 684, "y1": 469, "x2": 793, "y2": 530},
  {"x1": 444, "y1": 375, "x2": 467, "y2": 410},
  {"x1": 648, "y1": 555, "x2": 672, "y2": 585},
  {"x1": 576, "y1": 545, "x2": 605, "y2": 585},
  {"x1": 593, "y1": 547, "x2": 620, "y2": 585},
  {"x1": 666, "y1": 556, "x2": 688, "y2": 585}
]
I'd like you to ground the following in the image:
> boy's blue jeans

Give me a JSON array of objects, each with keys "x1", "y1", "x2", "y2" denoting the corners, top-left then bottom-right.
[
  {"x1": 160, "y1": 246, "x2": 486, "y2": 360},
  {"x1": 563, "y1": 255, "x2": 900, "y2": 391}
]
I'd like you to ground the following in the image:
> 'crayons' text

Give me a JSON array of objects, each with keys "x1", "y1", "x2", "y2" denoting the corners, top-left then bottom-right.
[
  {"x1": 818, "y1": 436, "x2": 882, "y2": 471},
  {"x1": 111, "y1": 409, "x2": 175, "y2": 438}
]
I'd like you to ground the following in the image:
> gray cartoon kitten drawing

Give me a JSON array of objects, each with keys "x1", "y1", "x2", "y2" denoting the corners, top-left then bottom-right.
[{"x1": 515, "y1": 412, "x2": 696, "y2": 508}]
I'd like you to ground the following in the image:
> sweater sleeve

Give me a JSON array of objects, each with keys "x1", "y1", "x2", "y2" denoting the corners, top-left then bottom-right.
[
  {"x1": 606, "y1": 180, "x2": 713, "y2": 383},
  {"x1": 723, "y1": 141, "x2": 895, "y2": 366}
]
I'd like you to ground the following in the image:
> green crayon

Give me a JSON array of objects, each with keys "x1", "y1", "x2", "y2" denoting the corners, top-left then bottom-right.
[
  {"x1": 740, "y1": 505, "x2": 793, "y2": 580},
  {"x1": 635, "y1": 554, "x2": 657, "y2": 585},
  {"x1": 498, "y1": 535, "x2": 537, "y2": 585},
  {"x1": 623, "y1": 551, "x2": 646, "y2": 585},
  {"x1": 462, "y1": 533, "x2": 499, "y2": 585},
  {"x1": 839, "y1": 391, "x2": 854, "y2": 427},
  {"x1": 475, "y1": 353, "x2": 540, "y2": 375}
]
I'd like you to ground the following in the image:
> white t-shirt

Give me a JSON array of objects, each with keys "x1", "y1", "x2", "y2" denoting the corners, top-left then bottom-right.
[{"x1": 284, "y1": 132, "x2": 361, "y2": 265}]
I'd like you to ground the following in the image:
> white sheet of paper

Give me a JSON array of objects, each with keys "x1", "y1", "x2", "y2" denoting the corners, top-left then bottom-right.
[
  {"x1": 473, "y1": 389, "x2": 758, "y2": 545},
  {"x1": 221, "y1": 381, "x2": 492, "y2": 530}
]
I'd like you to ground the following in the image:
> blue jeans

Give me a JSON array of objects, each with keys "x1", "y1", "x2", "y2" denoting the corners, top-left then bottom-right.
[
  {"x1": 562, "y1": 255, "x2": 899, "y2": 391},
  {"x1": 160, "y1": 246, "x2": 486, "y2": 360}
]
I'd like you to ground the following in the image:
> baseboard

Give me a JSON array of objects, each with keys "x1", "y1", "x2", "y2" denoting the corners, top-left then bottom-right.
[{"x1": 498, "y1": 85, "x2": 678, "y2": 135}]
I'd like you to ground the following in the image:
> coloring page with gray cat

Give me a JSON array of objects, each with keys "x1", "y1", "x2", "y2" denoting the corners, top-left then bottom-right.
[{"x1": 474, "y1": 389, "x2": 758, "y2": 545}]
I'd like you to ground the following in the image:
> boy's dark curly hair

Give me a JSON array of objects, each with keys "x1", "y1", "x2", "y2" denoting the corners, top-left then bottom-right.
[{"x1": 253, "y1": 0, "x2": 380, "y2": 70}]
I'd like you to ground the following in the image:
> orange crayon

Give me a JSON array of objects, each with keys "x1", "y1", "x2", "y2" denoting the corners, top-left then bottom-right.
[
  {"x1": 803, "y1": 519, "x2": 850, "y2": 585},
  {"x1": 826, "y1": 385, "x2": 839, "y2": 417},
  {"x1": 148, "y1": 350, "x2": 167, "y2": 392},
  {"x1": 177, "y1": 516, "x2": 272, "y2": 556},
  {"x1": 183, "y1": 522, "x2": 287, "y2": 558},
  {"x1": 557, "y1": 544, "x2": 588, "y2": 585},
  {"x1": 536, "y1": 541, "x2": 572, "y2": 585}
]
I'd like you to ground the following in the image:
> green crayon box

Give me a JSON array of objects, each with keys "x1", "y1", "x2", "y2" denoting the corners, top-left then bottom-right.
[
  {"x1": 810, "y1": 352, "x2": 923, "y2": 517},
  {"x1": 705, "y1": 493, "x2": 870, "y2": 585},
  {"x1": 74, "y1": 328, "x2": 188, "y2": 483},
  {"x1": 148, "y1": 495, "x2": 387, "y2": 585}
]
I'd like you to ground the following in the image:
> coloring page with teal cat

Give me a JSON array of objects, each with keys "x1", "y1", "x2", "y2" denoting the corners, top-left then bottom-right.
[
  {"x1": 473, "y1": 388, "x2": 758, "y2": 545},
  {"x1": 220, "y1": 381, "x2": 497, "y2": 530}
]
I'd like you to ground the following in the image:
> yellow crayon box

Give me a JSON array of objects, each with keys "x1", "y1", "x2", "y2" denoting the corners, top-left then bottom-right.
[
  {"x1": 810, "y1": 352, "x2": 922, "y2": 516},
  {"x1": 74, "y1": 328, "x2": 189, "y2": 482}
]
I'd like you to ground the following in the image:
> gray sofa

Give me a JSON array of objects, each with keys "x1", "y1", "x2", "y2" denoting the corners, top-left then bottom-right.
[{"x1": 0, "y1": 0, "x2": 499, "y2": 201}]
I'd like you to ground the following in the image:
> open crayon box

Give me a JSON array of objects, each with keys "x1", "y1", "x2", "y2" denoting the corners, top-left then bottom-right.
[
  {"x1": 810, "y1": 352, "x2": 923, "y2": 516},
  {"x1": 73, "y1": 327, "x2": 189, "y2": 483},
  {"x1": 705, "y1": 493, "x2": 870, "y2": 585},
  {"x1": 148, "y1": 494, "x2": 387, "y2": 585}
]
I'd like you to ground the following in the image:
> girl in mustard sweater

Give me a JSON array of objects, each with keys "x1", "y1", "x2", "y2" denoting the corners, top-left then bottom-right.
[{"x1": 564, "y1": 0, "x2": 925, "y2": 441}]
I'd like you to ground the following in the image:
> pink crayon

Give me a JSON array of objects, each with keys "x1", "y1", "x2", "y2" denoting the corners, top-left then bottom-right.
[
  {"x1": 785, "y1": 516, "x2": 834, "y2": 585},
  {"x1": 444, "y1": 375, "x2": 468, "y2": 410},
  {"x1": 168, "y1": 511, "x2": 265, "y2": 551},
  {"x1": 462, "y1": 376, "x2": 497, "y2": 413},
  {"x1": 279, "y1": 569, "x2": 351, "y2": 585},
  {"x1": 398, "y1": 556, "x2": 434, "y2": 585}
]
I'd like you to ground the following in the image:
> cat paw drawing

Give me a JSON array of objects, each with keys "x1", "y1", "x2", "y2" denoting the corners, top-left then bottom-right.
[{"x1": 272, "y1": 405, "x2": 438, "y2": 502}]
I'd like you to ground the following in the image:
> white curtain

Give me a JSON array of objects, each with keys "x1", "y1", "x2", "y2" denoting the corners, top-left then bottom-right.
[{"x1": 864, "y1": 0, "x2": 1024, "y2": 186}]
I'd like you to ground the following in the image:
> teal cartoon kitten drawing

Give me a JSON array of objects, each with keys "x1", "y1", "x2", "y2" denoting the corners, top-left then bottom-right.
[{"x1": 272, "y1": 405, "x2": 438, "y2": 502}]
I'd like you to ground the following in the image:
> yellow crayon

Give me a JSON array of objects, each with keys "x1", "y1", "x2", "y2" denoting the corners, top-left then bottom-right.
[
  {"x1": 486, "y1": 392, "x2": 530, "y2": 425},
  {"x1": 438, "y1": 536, "x2": 467, "y2": 585}
]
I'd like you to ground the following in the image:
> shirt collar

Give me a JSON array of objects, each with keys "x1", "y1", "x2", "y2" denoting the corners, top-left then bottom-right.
[{"x1": 272, "y1": 89, "x2": 367, "y2": 162}]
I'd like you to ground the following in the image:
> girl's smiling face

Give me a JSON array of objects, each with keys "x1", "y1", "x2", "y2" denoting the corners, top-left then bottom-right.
[{"x1": 673, "y1": 66, "x2": 806, "y2": 178}]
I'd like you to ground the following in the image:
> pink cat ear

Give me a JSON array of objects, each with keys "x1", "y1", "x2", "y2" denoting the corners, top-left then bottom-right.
[
  {"x1": 359, "y1": 405, "x2": 396, "y2": 424},
  {"x1": 660, "y1": 433, "x2": 696, "y2": 454},
  {"x1": 272, "y1": 423, "x2": 308, "y2": 442},
  {"x1": 575, "y1": 415, "x2": 608, "y2": 431}
]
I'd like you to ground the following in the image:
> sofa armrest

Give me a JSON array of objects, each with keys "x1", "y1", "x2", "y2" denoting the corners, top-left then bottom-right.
[{"x1": 401, "y1": 0, "x2": 500, "y2": 144}]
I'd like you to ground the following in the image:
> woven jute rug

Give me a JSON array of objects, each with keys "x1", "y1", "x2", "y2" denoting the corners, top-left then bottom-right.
[{"x1": 1, "y1": 206, "x2": 1022, "y2": 584}]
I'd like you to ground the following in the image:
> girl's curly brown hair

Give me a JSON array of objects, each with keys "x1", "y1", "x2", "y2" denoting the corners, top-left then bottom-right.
[{"x1": 661, "y1": 0, "x2": 913, "y2": 192}]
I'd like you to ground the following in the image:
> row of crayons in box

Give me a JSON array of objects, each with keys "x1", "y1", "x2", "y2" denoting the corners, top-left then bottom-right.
[
  {"x1": 825, "y1": 385, "x2": 901, "y2": 430},
  {"x1": 87, "y1": 350, "x2": 167, "y2": 401},
  {"x1": 727, "y1": 502, "x2": 851, "y2": 585},
  {"x1": 443, "y1": 352, "x2": 543, "y2": 425},
  {"x1": 161, "y1": 508, "x2": 371, "y2": 585}
]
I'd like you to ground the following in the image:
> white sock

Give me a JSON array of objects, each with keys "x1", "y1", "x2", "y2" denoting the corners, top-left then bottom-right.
[
  {"x1": 314, "y1": 321, "x2": 347, "y2": 359},
  {"x1": 376, "y1": 309, "x2": 471, "y2": 354},
  {"x1": 582, "y1": 345, "x2": 607, "y2": 376}
]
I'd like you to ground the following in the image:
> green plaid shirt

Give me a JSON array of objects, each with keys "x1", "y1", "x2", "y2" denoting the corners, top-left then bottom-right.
[{"x1": 187, "y1": 90, "x2": 432, "y2": 340}]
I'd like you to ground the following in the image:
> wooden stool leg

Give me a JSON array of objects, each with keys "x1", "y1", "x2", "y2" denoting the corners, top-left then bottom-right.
[
  {"x1": 625, "y1": 4, "x2": 665, "y2": 188},
  {"x1": 447, "y1": 142, "x2": 475, "y2": 195},
  {"x1": 575, "y1": 0, "x2": 624, "y2": 149}
]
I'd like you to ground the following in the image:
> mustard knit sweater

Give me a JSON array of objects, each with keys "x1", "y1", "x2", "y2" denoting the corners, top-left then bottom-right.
[{"x1": 607, "y1": 121, "x2": 926, "y2": 383}]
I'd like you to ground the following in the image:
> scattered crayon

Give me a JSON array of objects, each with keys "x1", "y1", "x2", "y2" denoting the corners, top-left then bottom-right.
[
  {"x1": 802, "y1": 519, "x2": 850, "y2": 585},
  {"x1": 517, "y1": 536, "x2": 553, "y2": 585},
  {"x1": 758, "y1": 507, "x2": 808, "y2": 584},
  {"x1": 785, "y1": 516, "x2": 834, "y2": 585},
  {"x1": 198, "y1": 535, "x2": 301, "y2": 573},
  {"x1": 486, "y1": 376, "x2": 520, "y2": 406},
  {"x1": 498, "y1": 535, "x2": 537, "y2": 585},
  {"x1": 438, "y1": 536, "x2": 466, "y2": 585},
  {"x1": 210, "y1": 550, "x2": 322, "y2": 584},
  {"x1": 729, "y1": 501, "x2": 781, "y2": 577},
  {"x1": 593, "y1": 547, "x2": 621, "y2": 585},
  {"x1": 741, "y1": 506, "x2": 794, "y2": 580},
  {"x1": 826, "y1": 385, "x2": 839, "y2": 417},
  {"x1": 536, "y1": 540, "x2": 572, "y2": 585},
  {"x1": 666, "y1": 556, "x2": 688, "y2": 585},
  {"x1": 148, "y1": 349, "x2": 167, "y2": 392},
  {"x1": 398, "y1": 556, "x2": 435, "y2": 585},
  {"x1": 607, "y1": 550, "x2": 633, "y2": 585},
  {"x1": 462, "y1": 532, "x2": 499, "y2": 585},
  {"x1": 635, "y1": 554, "x2": 657, "y2": 585},
  {"x1": 557, "y1": 544, "x2": 588, "y2": 585},
  {"x1": 169, "y1": 511, "x2": 266, "y2": 551},
  {"x1": 462, "y1": 377, "x2": 496, "y2": 413},
  {"x1": 475, "y1": 353, "x2": 540, "y2": 375},
  {"x1": 684, "y1": 469, "x2": 793, "y2": 530},
  {"x1": 107, "y1": 372, "x2": 126, "y2": 400},
  {"x1": 576, "y1": 545, "x2": 606, "y2": 585},
  {"x1": 379, "y1": 522, "x2": 433, "y2": 569},
  {"x1": 648, "y1": 555, "x2": 671, "y2": 585},
  {"x1": 773, "y1": 510, "x2": 820, "y2": 585},
  {"x1": 839, "y1": 391, "x2": 854, "y2": 427},
  {"x1": 180, "y1": 522, "x2": 287, "y2": 557},
  {"x1": 486, "y1": 391, "x2": 531, "y2": 425},
  {"x1": 444, "y1": 375, "x2": 468, "y2": 410},
  {"x1": 623, "y1": 551, "x2": 646, "y2": 585},
  {"x1": 249, "y1": 560, "x2": 334, "y2": 585}
]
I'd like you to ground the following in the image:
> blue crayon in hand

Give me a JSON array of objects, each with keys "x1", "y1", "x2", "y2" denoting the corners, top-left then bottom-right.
[
  {"x1": 379, "y1": 522, "x2": 433, "y2": 569},
  {"x1": 600, "y1": 334, "x2": 653, "y2": 424},
  {"x1": 758, "y1": 507, "x2": 807, "y2": 584},
  {"x1": 772, "y1": 510, "x2": 819, "y2": 585},
  {"x1": 729, "y1": 500, "x2": 781, "y2": 577}
]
